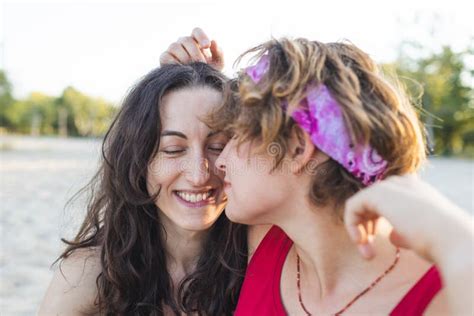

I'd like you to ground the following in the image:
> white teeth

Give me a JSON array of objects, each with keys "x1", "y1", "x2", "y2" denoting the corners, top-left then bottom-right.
[{"x1": 176, "y1": 190, "x2": 213, "y2": 203}]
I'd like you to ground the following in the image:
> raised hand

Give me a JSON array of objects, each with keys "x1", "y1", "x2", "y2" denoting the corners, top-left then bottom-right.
[
  {"x1": 344, "y1": 174, "x2": 472, "y2": 263},
  {"x1": 160, "y1": 27, "x2": 224, "y2": 71}
]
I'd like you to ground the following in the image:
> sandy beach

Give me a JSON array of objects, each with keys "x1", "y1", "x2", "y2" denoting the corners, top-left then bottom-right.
[{"x1": 0, "y1": 135, "x2": 472, "y2": 315}]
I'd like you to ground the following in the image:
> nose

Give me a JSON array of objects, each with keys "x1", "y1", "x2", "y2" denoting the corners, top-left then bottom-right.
[
  {"x1": 185, "y1": 155, "x2": 211, "y2": 186},
  {"x1": 215, "y1": 144, "x2": 228, "y2": 172}
]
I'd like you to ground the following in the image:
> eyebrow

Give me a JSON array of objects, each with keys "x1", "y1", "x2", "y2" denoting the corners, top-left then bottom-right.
[{"x1": 161, "y1": 130, "x2": 221, "y2": 140}]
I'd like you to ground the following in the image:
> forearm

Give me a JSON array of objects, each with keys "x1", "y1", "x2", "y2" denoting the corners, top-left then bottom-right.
[{"x1": 431, "y1": 208, "x2": 474, "y2": 315}]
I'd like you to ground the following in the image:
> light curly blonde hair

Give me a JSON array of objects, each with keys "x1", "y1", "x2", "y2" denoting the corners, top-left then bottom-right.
[{"x1": 209, "y1": 38, "x2": 427, "y2": 211}]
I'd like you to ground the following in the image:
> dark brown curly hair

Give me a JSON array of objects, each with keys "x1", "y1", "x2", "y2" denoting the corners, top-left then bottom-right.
[
  {"x1": 208, "y1": 38, "x2": 427, "y2": 214},
  {"x1": 57, "y1": 63, "x2": 247, "y2": 315}
]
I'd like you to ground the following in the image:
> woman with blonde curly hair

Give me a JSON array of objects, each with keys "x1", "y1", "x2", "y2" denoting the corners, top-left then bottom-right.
[{"x1": 162, "y1": 29, "x2": 473, "y2": 315}]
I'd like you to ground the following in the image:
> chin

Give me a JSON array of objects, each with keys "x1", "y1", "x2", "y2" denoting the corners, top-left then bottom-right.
[
  {"x1": 181, "y1": 219, "x2": 217, "y2": 231},
  {"x1": 183, "y1": 208, "x2": 224, "y2": 231},
  {"x1": 224, "y1": 206, "x2": 246, "y2": 224},
  {"x1": 225, "y1": 202, "x2": 266, "y2": 225}
]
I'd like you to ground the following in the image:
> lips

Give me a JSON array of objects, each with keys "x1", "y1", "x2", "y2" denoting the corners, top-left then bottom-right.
[
  {"x1": 223, "y1": 180, "x2": 231, "y2": 191},
  {"x1": 175, "y1": 189, "x2": 214, "y2": 202},
  {"x1": 173, "y1": 188, "x2": 218, "y2": 208}
]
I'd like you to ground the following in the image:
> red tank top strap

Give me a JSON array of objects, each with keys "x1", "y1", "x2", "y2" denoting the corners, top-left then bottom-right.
[
  {"x1": 248, "y1": 225, "x2": 292, "y2": 268},
  {"x1": 235, "y1": 225, "x2": 292, "y2": 316},
  {"x1": 390, "y1": 265, "x2": 442, "y2": 315},
  {"x1": 236, "y1": 227, "x2": 442, "y2": 316}
]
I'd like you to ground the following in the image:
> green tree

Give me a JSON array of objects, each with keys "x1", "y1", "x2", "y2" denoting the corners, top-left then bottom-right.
[
  {"x1": 5, "y1": 92, "x2": 56, "y2": 135},
  {"x1": 395, "y1": 43, "x2": 474, "y2": 156},
  {"x1": 0, "y1": 70, "x2": 15, "y2": 129},
  {"x1": 57, "y1": 86, "x2": 116, "y2": 137},
  {"x1": 1, "y1": 75, "x2": 116, "y2": 137}
]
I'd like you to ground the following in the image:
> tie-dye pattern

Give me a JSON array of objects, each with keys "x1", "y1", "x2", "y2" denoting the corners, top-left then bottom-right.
[{"x1": 245, "y1": 56, "x2": 387, "y2": 185}]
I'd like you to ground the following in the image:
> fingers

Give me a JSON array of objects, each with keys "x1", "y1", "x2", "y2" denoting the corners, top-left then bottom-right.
[
  {"x1": 166, "y1": 42, "x2": 190, "y2": 64},
  {"x1": 344, "y1": 191, "x2": 380, "y2": 243},
  {"x1": 178, "y1": 37, "x2": 207, "y2": 63},
  {"x1": 389, "y1": 229, "x2": 411, "y2": 249},
  {"x1": 210, "y1": 40, "x2": 225, "y2": 71},
  {"x1": 358, "y1": 242, "x2": 376, "y2": 260},
  {"x1": 345, "y1": 213, "x2": 379, "y2": 260},
  {"x1": 161, "y1": 38, "x2": 207, "y2": 65},
  {"x1": 344, "y1": 188, "x2": 382, "y2": 260},
  {"x1": 161, "y1": 28, "x2": 225, "y2": 70},
  {"x1": 191, "y1": 27, "x2": 211, "y2": 49},
  {"x1": 159, "y1": 51, "x2": 178, "y2": 65},
  {"x1": 356, "y1": 219, "x2": 378, "y2": 260}
]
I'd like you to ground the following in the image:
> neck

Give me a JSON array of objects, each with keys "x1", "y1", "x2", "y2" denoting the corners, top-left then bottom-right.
[
  {"x1": 159, "y1": 213, "x2": 208, "y2": 281},
  {"x1": 276, "y1": 195, "x2": 397, "y2": 301}
]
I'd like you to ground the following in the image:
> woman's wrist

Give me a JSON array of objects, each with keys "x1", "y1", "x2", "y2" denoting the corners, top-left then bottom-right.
[{"x1": 429, "y1": 206, "x2": 473, "y2": 271}]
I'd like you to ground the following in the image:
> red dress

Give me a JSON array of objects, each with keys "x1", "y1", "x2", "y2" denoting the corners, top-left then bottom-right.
[{"x1": 235, "y1": 226, "x2": 442, "y2": 316}]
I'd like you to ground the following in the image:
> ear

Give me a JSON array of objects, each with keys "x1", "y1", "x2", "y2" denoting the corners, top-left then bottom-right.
[{"x1": 288, "y1": 126, "x2": 329, "y2": 174}]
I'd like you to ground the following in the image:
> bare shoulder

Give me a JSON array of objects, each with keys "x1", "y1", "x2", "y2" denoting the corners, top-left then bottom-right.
[
  {"x1": 247, "y1": 224, "x2": 272, "y2": 263},
  {"x1": 38, "y1": 247, "x2": 101, "y2": 316},
  {"x1": 393, "y1": 250, "x2": 450, "y2": 315},
  {"x1": 424, "y1": 288, "x2": 450, "y2": 315}
]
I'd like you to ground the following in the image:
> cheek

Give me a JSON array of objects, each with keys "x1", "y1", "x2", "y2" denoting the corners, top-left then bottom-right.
[
  {"x1": 146, "y1": 157, "x2": 181, "y2": 196},
  {"x1": 226, "y1": 179, "x2": 281, "y2": 224},
  {"x1": 226, "y1": 159, "x2": 286, "y2": 224}
]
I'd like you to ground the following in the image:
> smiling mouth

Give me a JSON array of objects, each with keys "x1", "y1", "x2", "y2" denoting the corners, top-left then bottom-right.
[{"x1": 173, "y1": 189, "x2": 216, "y2": 204}]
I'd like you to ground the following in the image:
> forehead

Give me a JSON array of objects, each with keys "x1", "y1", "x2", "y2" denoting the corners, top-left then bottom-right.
[{"x1": 160, "y1": 86, "x2": 222, "y2": 132}]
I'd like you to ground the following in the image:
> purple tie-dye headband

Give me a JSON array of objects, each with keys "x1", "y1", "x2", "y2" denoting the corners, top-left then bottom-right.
[{"x1": 245, "y1": 55, "x2": 387, "y2": 185}]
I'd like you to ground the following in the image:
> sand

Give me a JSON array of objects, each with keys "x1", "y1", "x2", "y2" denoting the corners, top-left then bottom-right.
[{"x1": 0, "y1": 135, "x2": 472, "y2": 315}]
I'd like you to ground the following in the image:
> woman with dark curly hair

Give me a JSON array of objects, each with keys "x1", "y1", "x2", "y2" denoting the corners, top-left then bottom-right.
[{"x1": 38, "y1": 62, "x2": 247, "y2": 315}]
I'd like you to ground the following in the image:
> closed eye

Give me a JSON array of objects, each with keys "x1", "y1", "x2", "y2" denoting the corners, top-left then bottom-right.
[
  {"x1": 163, "y1": 150, "x2": 185, "y2": 154},
  {"x1": 161, "y1": 148, "x2": 186, "y2": 155},
  {"x1": 208, "y1": 144, "x2": 226, "y2": 153}
]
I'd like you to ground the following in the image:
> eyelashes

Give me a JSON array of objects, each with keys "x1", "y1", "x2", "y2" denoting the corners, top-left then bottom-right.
[
  {"x1": 162, "y1": 150, "x2": 185, "y2": 155},
  {"x1": 161, "y1": 145, "x2": 225, "y2": 156},
  {"x1": 208, "y1": 145, "x2": 226, "y2": 152}
]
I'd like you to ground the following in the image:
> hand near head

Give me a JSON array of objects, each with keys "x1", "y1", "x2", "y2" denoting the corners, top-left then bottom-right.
[
  {"x1": 160, "y1": 27, "x2": 225, "y2": 71},
  {"x1": 344, "y1": 174, "x2": 472, "y2": 263}
]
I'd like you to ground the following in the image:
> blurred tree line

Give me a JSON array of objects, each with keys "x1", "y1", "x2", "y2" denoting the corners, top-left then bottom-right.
[
  {"x1": 0, "y1": 71, "x2": 117, "y2": 138},
  {"x1": 386, "y1": 42, "x2": 473, "y2": 157},
  {"x1": 0, "y1": 42, "x2": 473, "y2": 156}
]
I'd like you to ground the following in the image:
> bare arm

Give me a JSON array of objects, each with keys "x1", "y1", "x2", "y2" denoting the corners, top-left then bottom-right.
[
  {"x1": 38, "y1": 248, "x2": 101, "y2": 316},
  {"x1": 344, "y1": 174, "x2": 474, "y2": 315}
]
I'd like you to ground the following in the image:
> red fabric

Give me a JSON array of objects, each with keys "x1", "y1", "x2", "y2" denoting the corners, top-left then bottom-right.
[
  {"x1": 390, "y1": 265, "x2": 442, "y2": 315},
  {"x1": 235, "y1": 225, "x2": 442, "y2": 316}
]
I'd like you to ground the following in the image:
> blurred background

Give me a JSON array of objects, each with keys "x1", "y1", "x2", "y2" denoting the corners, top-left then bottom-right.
[{"x1": 0, "y1": 0, "x2": 473, "y2": 314}]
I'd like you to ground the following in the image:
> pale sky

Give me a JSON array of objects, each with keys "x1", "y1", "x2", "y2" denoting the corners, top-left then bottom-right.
[{"x1": 1, "y1": 0, "x2": 473, "y2": 103}]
